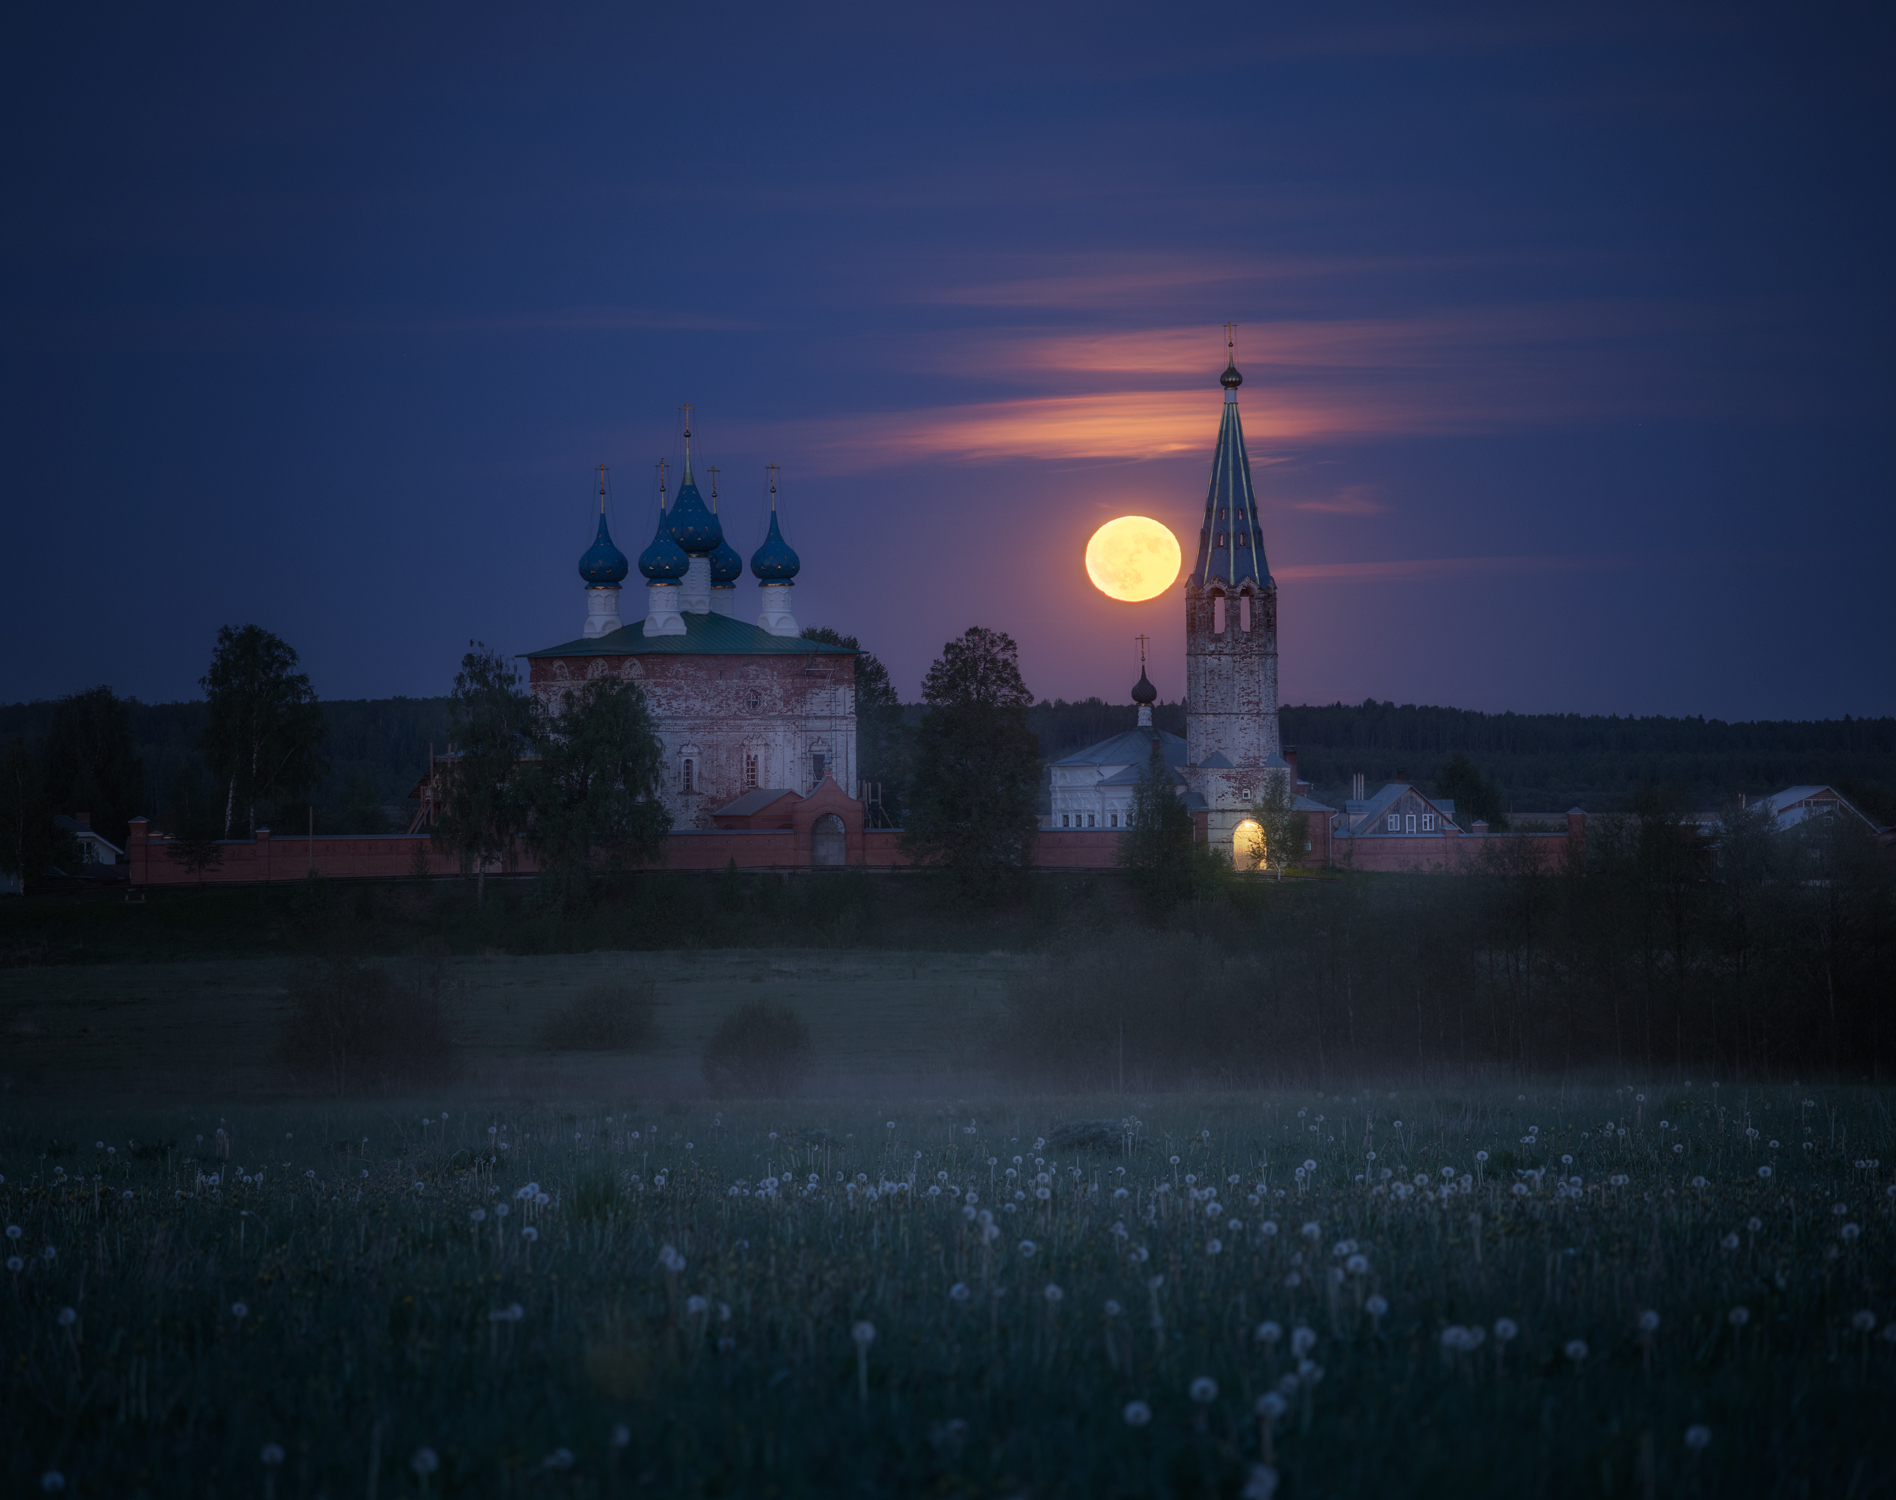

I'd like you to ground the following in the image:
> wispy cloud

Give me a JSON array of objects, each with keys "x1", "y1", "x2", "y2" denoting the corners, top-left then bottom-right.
[
  {"x1": 1293, "y1": 485, "x2": 1388, "y2": 516},
  {"x1": 780, "y1": 386, "x2": 1481, "y2": 471},
  {"x1": 1275, "y1": 553, "x2": 1652, "y2": 583}
]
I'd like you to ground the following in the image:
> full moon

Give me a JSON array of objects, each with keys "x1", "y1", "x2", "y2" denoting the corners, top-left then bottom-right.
[{"x1": 1085, "y1": 515, "x2": 1181, "y2": 602}]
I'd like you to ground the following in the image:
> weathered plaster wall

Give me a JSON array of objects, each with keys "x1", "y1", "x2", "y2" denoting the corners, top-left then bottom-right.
[{"x1": 529, "y1": 651, "x2": 856, "y2": 829}]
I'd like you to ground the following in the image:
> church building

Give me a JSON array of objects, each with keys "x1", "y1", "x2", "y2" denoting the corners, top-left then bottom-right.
[
  {"x1": 1050, "y1": 342, "x2": 1332, "y2": 868},
  {"x1": 524, "y1": 433, "x2": 858, "y2": 830}
]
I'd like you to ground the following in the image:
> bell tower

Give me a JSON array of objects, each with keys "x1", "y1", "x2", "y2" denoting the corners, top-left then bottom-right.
[{"x1": 1183, "y1": 328, "x2": 1283, "y2": 848}]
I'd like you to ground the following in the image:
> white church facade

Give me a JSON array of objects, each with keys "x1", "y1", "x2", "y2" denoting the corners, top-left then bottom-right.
[{"x1": 524, "y1": 441, "x2": 858, "y2": 831}]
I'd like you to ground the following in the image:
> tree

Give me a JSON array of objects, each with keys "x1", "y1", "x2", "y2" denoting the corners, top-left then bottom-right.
[
  {"x1": 160, "y1": 764, "x2": 226, "y2": 888},
  {"x1": 40, "y1": 686, "x2": 146, "y2": 847},
  {"x1": 1247, "y1": 771, "x2": 1310, "y2": 878},
  {"x1": 526, "y1": 675, "x2": 670, "y2": 904},
  {"x1": 1118, "y1": 738, "x2": 1198, "y2": 912},
  {"x1": 903, "y1": 626, "x2": 1041, "y2": 895},
  {"x1": 199, "y1": 625, "x2": 327, "y2": 837},
  {"x1": 0, "y1": 737, "x2": 77, "y2": 892},
  {"x1": 803, "y1": 626, "x2": 908, "y2": 824},
  {"x1": 1432, "y1": 752, "x2": 1507, "y2": 829},
  {"x1": 435, "y1": 643, "x2": 535, "y2": 905}
]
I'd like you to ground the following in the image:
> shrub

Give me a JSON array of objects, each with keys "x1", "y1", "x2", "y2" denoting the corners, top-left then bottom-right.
[
  {"x1": 700, "y1": 1001, "x2": 812, "y2": 1097},
  {"x1": 275, "y1": 954, "x2": 457, "y2": 1094},
  {"x1": 534, "y1": 980, "x2": 656, "y2": 1051}
]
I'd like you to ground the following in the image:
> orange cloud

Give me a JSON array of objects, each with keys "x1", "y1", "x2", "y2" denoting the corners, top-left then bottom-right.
[{"x1": 788, "y1": 388, "x2": 1453, "y2": 469}]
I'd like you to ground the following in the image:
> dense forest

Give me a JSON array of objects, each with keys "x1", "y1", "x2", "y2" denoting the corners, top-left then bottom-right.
[{"x1": 4, "y1": 692, "x2": 1893, "y2": 838}]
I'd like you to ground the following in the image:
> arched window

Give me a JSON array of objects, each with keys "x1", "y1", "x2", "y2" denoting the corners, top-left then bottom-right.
[
  {"x1": 681, "y1": 759, "x2": 695, "y2": 793},
  {"x1": 744, "y1": 752, "x2": 759, "y2": 790}
]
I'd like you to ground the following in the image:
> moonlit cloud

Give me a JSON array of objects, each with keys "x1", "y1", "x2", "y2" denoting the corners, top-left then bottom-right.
[
  {"x1": 1275, "y1": 553, "x2": 1653, "y2": 583},
  {"x1": 1293, "y1": 485, "x2": 1388, "y2": 515}
]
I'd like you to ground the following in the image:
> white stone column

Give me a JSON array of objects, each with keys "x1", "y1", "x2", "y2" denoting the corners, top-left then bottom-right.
[
  {"x1": 583, "y1": 585, "x2": 622, "y2": 638},
  {"x1": 680, "y1": 556, "x2": 711, "y2": 614},
  {"x1": 709, "y1": 586, "x2": 736, "y2": 617},
  {"x1": 757, "y1": 581, "x2": 799, "y2": 637},
  {"x1": 646, "y1": 580, "x2": 686, "y2": 636}
]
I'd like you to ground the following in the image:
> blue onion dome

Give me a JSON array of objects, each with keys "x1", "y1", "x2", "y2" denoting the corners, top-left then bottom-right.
[
  {"x1": 1131, "y1": 668, "x2": 1157, "y2": 706},
  {"x1": 577, "y1": 513, "x2": 630, "y2": 586},
  {"x1": 708, "y1": 533, "x2": 743, "y2": 584},
  {"x1": 666, "y1": 474, "x2": 723, "y2": 555},
  {"x1": 749, "y1": 509, "x2": 800, "y2": 581},
  {"x1": 637, "y1": 509, "x2": 689, "y2": 580},
  {"x1": 1220, "y1": 356, "x2": 1243, "y2": 390}
]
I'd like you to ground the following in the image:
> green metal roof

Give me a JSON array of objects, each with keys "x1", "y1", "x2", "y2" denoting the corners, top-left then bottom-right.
[{"x1": 525, "y1": 612, "x2": 857, "y2": 659}]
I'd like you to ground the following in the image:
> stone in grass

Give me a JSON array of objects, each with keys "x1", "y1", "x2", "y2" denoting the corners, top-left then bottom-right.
[{"x1": 1046, "y1": 1119, "x2": 1146, "y2": 1154}]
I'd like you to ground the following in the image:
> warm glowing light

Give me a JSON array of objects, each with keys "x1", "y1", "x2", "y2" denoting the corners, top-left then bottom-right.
[
  {"x1": 1234, "y1": 818, "x2": 1265, "y2": 871},
  {"x1": 1085, "y1": 516, "x2": 1181, "y2": 602}
]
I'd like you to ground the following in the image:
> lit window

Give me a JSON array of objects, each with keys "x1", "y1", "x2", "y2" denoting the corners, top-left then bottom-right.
[
  {"x1": 1422, "y1": 813, "x2": 1434, "y2": 832},
  {"x1": 1386, "y1": 814, "x2": 1399, "y2": 831},
  {"x1": 682, "y1": 759, "x2": 695, "y2": 793},
  {"x1": 744, "y1": 753, "x2": 758, "y2": 790}
]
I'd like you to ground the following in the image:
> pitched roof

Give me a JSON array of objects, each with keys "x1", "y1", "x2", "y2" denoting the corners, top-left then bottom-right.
[
  {"x1": 1049, "y1": 727, "x2": 1188, "y2": 769},
  {"x1": 526, "y1": 612, "x2": 857, "y2": 659},
  {"x1": 1334, "y1": 783, "x2": 1456, "y2": 837},
  {"x1": 713, "y1": 788, "x2": 798, "y2": 817}
]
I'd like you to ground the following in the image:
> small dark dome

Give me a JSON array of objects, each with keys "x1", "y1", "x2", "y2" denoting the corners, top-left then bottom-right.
[
  {"x1": 749, "y1": 509, "x2": 800, "y2": 581},
  {"x1": 708, "y1": 534, "x2": 743, "y2": 584},
  {"x1": 638, "y1": 511, "x2": 689, "y2": 580},
  {"x1": 578, "y1": 513, "x2": 630, "y2": 586},
  {"x1": 1220, "y1": 358, "x2": 1243, "y2": 390},
  {"x1": 1131, "y1": 669, "x2": 1158, "y2": 706},
  {"x1": 666, "y1": 475, "x2": 723, "y2": 555}
]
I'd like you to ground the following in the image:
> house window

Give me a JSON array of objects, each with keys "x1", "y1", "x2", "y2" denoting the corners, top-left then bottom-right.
[
  {"x1": 681, "y1": 759, "x2": 695, "y2": 793},
  {"x1": 1406, "y1": 814, "x2": 1417, "y2": 833},
  {"x1": 1062, "y1": 814, "x2": 1070, "y2": 828},
  {"x1": 1087, "y1": 813, "x2": 1095, "y2": 828},
  {"x1": 744, "y1": 753, "x2": 758, "y2": 790},
  {"x1": 1422, "y1": 813, "x2": 1434, "y2": 832},
  {"x1": 1109, "y1": 812, "x2": 1118, "y2": 828},
  {"x1": 1386, "y1": 813, "x2": 1399, "y2": 832},
  {"x1": 811, "y1": 752, "x2": 826, "y2": 786}
]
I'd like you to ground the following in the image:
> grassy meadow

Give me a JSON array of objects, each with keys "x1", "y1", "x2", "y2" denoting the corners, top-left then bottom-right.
[{"x1": 5, "y1": 1066, "x2": 1892, "y2": 1496}]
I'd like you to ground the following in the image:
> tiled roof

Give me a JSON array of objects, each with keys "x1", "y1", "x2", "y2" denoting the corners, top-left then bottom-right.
[
  {"x1": 714, "y1": 788, "x2": 797, "y2": 817},
  {"x1": 1049, "y1": 727, "x2": 1188, "y2": 769},
  {"x1": 526, "y1": 613, "x2": 857, "y2": 659},
  {"x1": 1189, "y1": 388, "x2": 1274, "y2": 592}
]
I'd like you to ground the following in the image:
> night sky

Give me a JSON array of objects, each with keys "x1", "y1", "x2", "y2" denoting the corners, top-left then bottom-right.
[{"x1": 5, "y1": 3, "x2": 1891, "y2": 717}]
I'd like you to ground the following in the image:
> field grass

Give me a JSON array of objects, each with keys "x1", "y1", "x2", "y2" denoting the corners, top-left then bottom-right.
[
  {"x1": 0, "y1": 949, "x2": 1021, "y2": 1098},
  {"x1": 5, "y1": 1075, "x2": 1891, "y2": 1497}
]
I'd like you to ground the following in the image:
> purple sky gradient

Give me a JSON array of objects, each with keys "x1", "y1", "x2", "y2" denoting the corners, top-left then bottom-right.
[{"x1": 3, "y1": 2, "x2": 1890, "y2": 717}]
